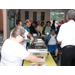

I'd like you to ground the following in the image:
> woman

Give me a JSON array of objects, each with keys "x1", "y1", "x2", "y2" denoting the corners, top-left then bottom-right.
[
  {"x1": 23, "y1": 19, "x2": 32, "y2": 33},
  {"x1": 39, "y1": 22, "x2": 45, "y2": 36},
  {"x1": 42, "y1": 21, "x2": 51, "y2": 39},
  {"x1": 1, "y1": 27, "x2": 45, "y2": 66}
]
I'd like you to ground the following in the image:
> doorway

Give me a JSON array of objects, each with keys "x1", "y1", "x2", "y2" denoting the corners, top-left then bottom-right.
[{"x1": 50, "y1": 9, "x2": 65, "y2": 25}]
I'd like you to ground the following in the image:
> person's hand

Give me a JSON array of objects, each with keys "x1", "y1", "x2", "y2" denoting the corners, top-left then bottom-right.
[
  {"x1": 40, "y1": 58, "x2": 45, "y2": 63},
  {"x1": 55, "y1": 43, "x2": 58, "y2": 45},
  {"x1": 30, "y1": 37, "x2": 34, "y2": 41}
]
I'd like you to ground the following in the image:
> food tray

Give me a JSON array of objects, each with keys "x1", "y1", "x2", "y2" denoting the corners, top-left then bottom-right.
[{"x1": 30, "y1": 63, "x2": 47, "y2": 66}]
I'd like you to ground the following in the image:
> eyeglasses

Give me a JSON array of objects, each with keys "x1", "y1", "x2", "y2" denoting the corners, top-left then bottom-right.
[{"x1": 20, "y1": 35, "x2": 25, "y2": 38}]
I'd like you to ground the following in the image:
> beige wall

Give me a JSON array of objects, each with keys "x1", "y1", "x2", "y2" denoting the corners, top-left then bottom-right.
[
  {"x1": 20, "y1": 9, "x2": 50, "y2": 24},
  {"x1": 20, "y1": 9, "x2": 70, "y2": 24}
]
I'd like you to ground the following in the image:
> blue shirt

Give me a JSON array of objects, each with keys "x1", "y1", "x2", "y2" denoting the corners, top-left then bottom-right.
[
  {"x1": 23, "y1": 24, "x2": 30, "y2": 33},
  {"x1": 56, "y1": 26, "x2": 60, "y2": 35}
]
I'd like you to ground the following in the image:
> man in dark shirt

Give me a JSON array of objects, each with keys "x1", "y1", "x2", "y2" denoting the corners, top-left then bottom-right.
[{"x1": 29, "y1": 22, "x2": 38, "y2": 35}]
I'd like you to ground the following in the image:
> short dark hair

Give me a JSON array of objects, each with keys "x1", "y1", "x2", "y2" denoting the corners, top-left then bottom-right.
[
  {"x1": 16, "y1": 20, "x2": 22, "y2": 25},
  {"x1": 41, "y1": 22, "x2": 44, "y2": 24},
  {"x1": 67, "y1": 10, "x2": 75, "y2": 20},
  {"x1": 46, "y1": 21, "x2": 51, "y2": 24}
]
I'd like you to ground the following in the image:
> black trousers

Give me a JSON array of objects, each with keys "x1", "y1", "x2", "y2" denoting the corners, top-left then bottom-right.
[{"x1": 61, "y1": 46, "x2": 75, "y2": 66}]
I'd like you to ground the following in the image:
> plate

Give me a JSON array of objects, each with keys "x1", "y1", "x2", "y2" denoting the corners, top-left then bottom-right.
[{"x1": 30, "y1": 63, "x2": 47, "y2": 66}]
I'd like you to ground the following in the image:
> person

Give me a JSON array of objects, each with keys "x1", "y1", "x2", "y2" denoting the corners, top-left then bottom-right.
[
  {"x1": 56, "y1": 22, "x2": 61, "y2": 35},
  {"x1": 51, "y1": 20, "x2": 55, "y2": 30},
  {"x1": 10, "y1": 20, "x2": 34, "y2": 48},
  {"x1": 61, "y1": 20, "x2": 64, "y2": 24},
  {"x1": 29, "y1": 21, "x2": 38, "y2": 35},
  {"x1": 1, "y1": 27, "x2": 45, "y2": 66},
  {"x1": 36, "y1": 22, "x2": 41, "y2": 31},
  {"x1": 46, "y1": 29, "x2": 58, "y2": 56},
  {"x1": 23, "y1": 19, "x2": 31, "y2": 33},
  {"x1": 57, "y1": 9, "x2": 75, "y2": 66},
  {"x1": 35, "y1": 22, "x2": 41, "y2": 36},
  {"x1": 42, "y1": 21, "x2": 51, "y2": 37},
  {"x1": 39, "y1": 22, "x2": 45, "y2": 36}
]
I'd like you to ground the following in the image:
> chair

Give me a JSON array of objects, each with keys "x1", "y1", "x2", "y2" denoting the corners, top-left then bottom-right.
[{"x1": 45, "y1": 40, "x2": 61, "y2": 63}]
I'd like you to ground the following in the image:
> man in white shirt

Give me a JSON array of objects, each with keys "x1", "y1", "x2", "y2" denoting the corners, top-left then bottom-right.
[
  {"x1": 57, "y1": 9, "x2": 75, "y2": 66},
  {"x1": 10, "y1": 20, "x2": 34, "y2": 48}
]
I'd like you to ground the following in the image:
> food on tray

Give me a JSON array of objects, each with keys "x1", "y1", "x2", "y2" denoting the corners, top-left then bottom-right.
[{"x1": 31, "y1": 63, "x2": 43, "y2": 66}]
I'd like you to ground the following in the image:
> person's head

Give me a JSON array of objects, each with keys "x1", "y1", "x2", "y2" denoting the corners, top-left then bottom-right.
[
  {"x1": 66, "y1": 9, "x2": 75, "y2": 21},
  {"x1": 16, "y1": 20, "x2": 22, "y2": 27},
  {"x1": 41, "y1": 22, "x2": 44, "y2": 26},
  {"x1": 58, "y1": 22, "x2": 61, "y2": 26},
  {"x1": 32, "y1": 22, "x2": 36, "y2": 27},
  {"x1": 61, "y1": 20, "x2": 64, "y2": 24},
  {"x1": 51, "y1": 29, "x2": 55, "y2": 35},
  {"x1": 46, "y1": 21, "x2": 51, "y2": 27},
  {"x1": 53, "y1": 20, "x2": 55, "y2": 23},
  {"x1": 25, "y1": 19, "x2": 32, "y2": 28},
  {"x1": 11, "y1": 26, "x2": 25, "y2": 43},
  {"x1": 39, "y1": 22, "x2": 41, "y2": 26}
]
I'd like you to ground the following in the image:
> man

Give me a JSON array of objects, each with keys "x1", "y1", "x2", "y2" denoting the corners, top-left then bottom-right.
[
  {"x1": 10, "y1": 20, "x2": 34, "y2": 48},
  {"x1": 57, "y1": 10, "x2": 75, "y2": 66},
  {"x1": 29, "y1": 21, "x2": 38, "y2": 35},
  {"x1": 46, "y1": 29, "x2": 58, "y2": 56}
]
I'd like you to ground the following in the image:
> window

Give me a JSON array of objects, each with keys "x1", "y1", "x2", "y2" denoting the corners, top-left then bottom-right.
[
  {"x1": 8, "y1": 9, "x2": 16, "y2": 30},
  {"x1": 50, "y1": 9, "x2": 65, "y2": 25},
  {"x1": 25, "y1": 11, "x2": 29, "y2": 20},
  {"x1": 33, "y1": 12, "x2": 37, "y2": 20},
  {"x1": 41, "y1": 12, "x2": 45, "y2": 20}
]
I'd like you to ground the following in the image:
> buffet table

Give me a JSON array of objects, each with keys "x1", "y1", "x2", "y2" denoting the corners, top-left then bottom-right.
[
  {"x1": 22, "y1": 36, "x2": 57, "y2": 66},
  {"x1": 23, "y1": 53, "x2": 57, "y2": 66}
]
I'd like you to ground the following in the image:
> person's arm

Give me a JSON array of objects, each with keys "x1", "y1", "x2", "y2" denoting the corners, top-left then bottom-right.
[
  {"x1": 27, "y1": 33, "x2": 35, "y2": 39},
  {"x1": 42, "y1": 26, "x2": 46, "y2": 35},
  {"x1": 25, "y1": 54, "x2": 45, "y2": 63}
]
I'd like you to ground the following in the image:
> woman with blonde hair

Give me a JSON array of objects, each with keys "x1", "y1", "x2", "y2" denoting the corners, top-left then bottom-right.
[{"x1": 23, "y1": 19, "x2": 32, "y2": 33}]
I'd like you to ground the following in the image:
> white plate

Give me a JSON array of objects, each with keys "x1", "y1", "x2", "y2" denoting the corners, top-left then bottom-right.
[{"x1": 30, "y1": 63, "x2": 47, "y2": 66}]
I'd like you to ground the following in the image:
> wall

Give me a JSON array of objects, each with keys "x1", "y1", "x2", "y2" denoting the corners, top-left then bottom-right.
[
  {"x1": 20, "y1": 9, "x2": 70, "y2": 24},
  {"x1": 0, "y1": 9, "x2": 3, "y2": 31},
  {"x1": 20, "y1": 9, "x2": 50, "y2": 24}
]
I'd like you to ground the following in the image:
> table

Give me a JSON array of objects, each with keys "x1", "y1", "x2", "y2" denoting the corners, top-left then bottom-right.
[{"x1": 23, "y1": 53, "x2": 57, "y2": 66}]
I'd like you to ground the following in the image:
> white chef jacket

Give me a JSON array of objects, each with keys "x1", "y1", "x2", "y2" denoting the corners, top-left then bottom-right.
[{"x1": 57, "y1": 20, "x2": 75, "y2": 48}]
